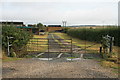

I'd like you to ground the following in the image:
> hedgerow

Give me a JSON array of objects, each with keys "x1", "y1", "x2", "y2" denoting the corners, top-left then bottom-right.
[
  {"x1": 2, "y1": 24, "x2": 33, "y2": 57},
  {"x1": 67, "y1": 27, "x2": 120, "y2": 47}
]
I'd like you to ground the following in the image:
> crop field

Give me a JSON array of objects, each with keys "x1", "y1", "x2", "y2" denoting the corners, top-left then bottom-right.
[{"x1": 67, "y1": 28, "x2": 120, "y2": 47}]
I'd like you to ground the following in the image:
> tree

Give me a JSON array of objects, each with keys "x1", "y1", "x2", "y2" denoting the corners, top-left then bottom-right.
[{"x1": 37, "y1": 23, "x2": 45, "y2": 30}]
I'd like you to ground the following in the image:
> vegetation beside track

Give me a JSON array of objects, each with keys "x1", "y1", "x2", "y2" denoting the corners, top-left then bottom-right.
[
  {"x1": 67, "y1": 28, "x2": 120, "y2": 47},
  {"x1": 2, "y1": 34, "x2": 49, "y2": 60},
  {"x1": 2, "y1": 25, "x2": 33, "y2": 58},
  {"x1": 2, "y1": 50, "x2": 22, "y2": 62}
]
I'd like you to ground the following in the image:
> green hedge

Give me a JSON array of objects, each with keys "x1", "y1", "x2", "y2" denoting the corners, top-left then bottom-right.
[
  {"x1": 2, "y1": 24, "x2": 33, "y2": 56},
  {"x1": 67, "y1": 28, "x2": 120, "y2": 47}
]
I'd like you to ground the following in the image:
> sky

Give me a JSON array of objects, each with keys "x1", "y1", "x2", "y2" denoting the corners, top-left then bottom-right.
[{"x1": 0, "y1": 0, "x2": 119, "y2": 26}]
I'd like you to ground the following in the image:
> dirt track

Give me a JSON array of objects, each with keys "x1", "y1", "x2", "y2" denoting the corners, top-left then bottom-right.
[{"x1": 47, "y1": 33, "x2": 61, "y2": 52}]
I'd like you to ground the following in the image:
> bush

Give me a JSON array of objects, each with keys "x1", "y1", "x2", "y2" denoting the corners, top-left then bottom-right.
[
  {"x1": 67, "y1": 27, "x2": 120, "y2": 47},
  {"x1": 2, "y1": 24, "x2": 33, "y2": 57},
  {"x1": 11, "y1": 52, "x2": 17, "y2": 57}
]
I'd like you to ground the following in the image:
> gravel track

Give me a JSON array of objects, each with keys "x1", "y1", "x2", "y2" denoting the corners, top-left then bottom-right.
[
  {"x1": 2, "y1": 58, "x2": 118, "y2": 78},
  {"x1": 47, "y1": 33, "x2": 61, "y2": 52}
]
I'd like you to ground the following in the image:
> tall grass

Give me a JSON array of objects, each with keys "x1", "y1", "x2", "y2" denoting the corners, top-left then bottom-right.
[{"x1": 67, "y1": 27, "x2": 120, "y2": 47}]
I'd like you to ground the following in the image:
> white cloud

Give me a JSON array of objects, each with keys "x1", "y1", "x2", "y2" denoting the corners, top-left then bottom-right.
[{"x1": 0, "y1": 1, "x2": 118, "y2": 25}]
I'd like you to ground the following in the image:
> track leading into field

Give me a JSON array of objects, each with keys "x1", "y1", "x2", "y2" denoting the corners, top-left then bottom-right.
[
  {"x1": 2, "y1": 34, "x2": 118, "y2": 78},
  {"x1": 35, "y1": 33, "x2": 72, "y2": 59},
  {"x1": 52, "y1": 33, "x2": 86, "y2": 54},
  {"x1": 47, "y1": 33, "x2": 61, "y2": 52},
  {"x1": 36, "y1": 33, "x2": 99, "y2": 59}
]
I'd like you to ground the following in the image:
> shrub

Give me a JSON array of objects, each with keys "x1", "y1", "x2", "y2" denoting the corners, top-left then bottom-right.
[
  {"x1": 11, "y1": 52, "x2": 17, "y2": 57},
  {"x1": 2, "y1": 24, "x2": 33, "y2": 57}
]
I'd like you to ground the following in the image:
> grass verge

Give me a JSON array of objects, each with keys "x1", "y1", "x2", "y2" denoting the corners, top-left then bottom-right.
[
  {"x1": 3, "y1": 57, "x2": 22, "y2": 62},
  {"x1": 2, "y1": 50, "x2": 23, "y2": 62}
]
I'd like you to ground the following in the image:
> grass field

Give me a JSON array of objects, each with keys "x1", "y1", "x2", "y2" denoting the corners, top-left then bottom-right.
[
  {"x1": 27, "y1": 34, "x2": 48, "y2": 52},
  {"x1": 53, "y1": 33, "x2": 119, "y2": 53}
]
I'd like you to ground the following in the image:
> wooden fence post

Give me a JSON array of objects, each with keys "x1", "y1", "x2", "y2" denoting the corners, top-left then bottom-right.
[{"x1": 100, "y1": 47, "x2": 102, "y2": 53}]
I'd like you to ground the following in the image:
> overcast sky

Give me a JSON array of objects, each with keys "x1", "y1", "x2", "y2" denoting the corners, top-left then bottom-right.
[{"x1": 0, "y1": 0, "x2": 119, "y2": 26}]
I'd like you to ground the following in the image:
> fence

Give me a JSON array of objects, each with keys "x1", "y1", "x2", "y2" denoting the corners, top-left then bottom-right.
[{"x1": 26, "y1": 38, "x2": 72, "y2": 53}]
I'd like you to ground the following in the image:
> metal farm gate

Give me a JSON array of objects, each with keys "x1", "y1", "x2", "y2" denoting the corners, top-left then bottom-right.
[{"x1": 26, "y1": 38, "x2": 73, "y2": 59}]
